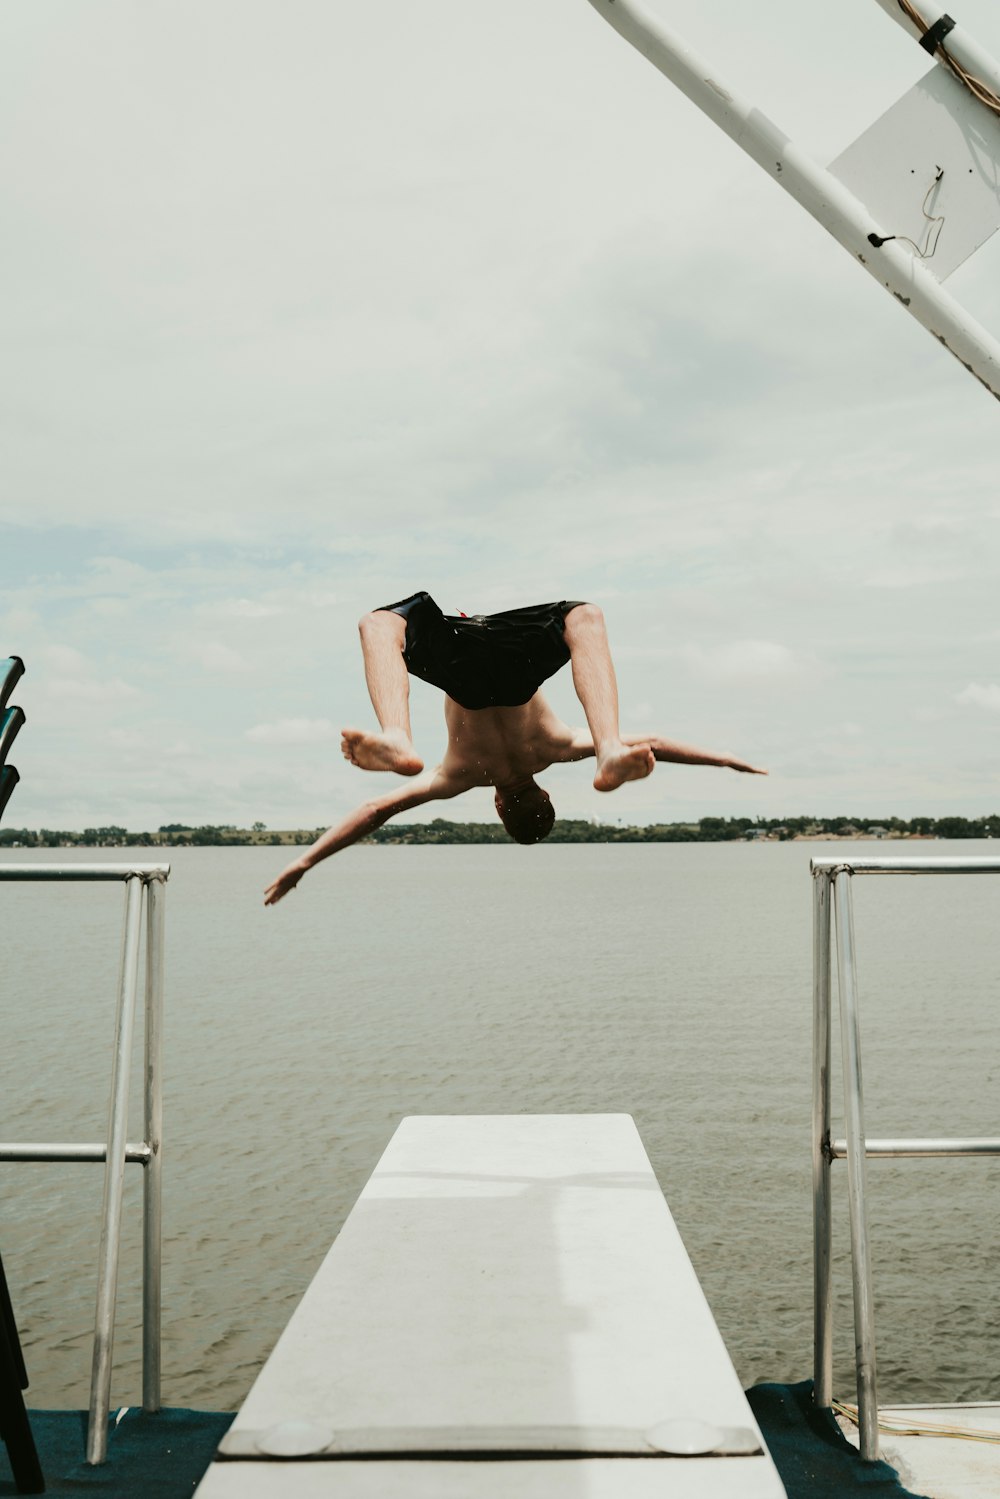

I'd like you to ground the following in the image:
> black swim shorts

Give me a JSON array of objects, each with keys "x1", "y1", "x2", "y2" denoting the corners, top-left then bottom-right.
[{"x1": 376, "y1": 592, "x2": 587, "y2": 710}]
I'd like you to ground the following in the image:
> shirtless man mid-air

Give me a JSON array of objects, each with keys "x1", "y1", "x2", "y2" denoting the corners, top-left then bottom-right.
[{"x1": 264, "y1": 592, "x2": 766, "y2": 905}]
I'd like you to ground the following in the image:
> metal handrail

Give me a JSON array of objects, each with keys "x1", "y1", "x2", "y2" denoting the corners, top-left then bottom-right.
[
  {"x1": 0, "y1": 861, "x2": 168, "y2": 1464},
  {"x1": 829, "y1": 1138, "x2": 1000, "y2": 1158},
  {"x1": 811, "y1": 854, "x2": 1000, "y2": 1461}
]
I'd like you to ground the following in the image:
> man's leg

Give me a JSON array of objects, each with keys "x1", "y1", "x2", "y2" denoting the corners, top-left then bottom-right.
[
  {"x1": 562, "y1": 604, "x2": 653, "y2": 792},
  {"x1": 341, "y1": 611, "x2": 424, "y2": 775}
]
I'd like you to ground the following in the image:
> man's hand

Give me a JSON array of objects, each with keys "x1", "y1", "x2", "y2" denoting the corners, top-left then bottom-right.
[
  {"x1": 263, "y1": 771, "x2": 457, "y2": 909},
  {"x1": 264, "y1": 860, "x2": 307, "y2": 906},
  {"x1": 622, "y1": 734, "x2": 768, "y2": 776},
  {"x1": 727, "y1": 756, "x2": 768, "y2": 775}
]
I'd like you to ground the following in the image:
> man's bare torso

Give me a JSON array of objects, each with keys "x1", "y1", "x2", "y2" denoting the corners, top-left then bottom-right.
[{"x1": 439, "y1": 693, "x2": 585, "y2": 793}]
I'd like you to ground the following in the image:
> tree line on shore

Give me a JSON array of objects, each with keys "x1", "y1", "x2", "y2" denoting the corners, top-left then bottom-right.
[{"x1": 2, "y1": 813, "x2": 1000, "y2": 848}]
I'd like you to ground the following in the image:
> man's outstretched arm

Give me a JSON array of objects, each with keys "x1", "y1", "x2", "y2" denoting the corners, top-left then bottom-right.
[
  {"x1": 555, "y1": 726, "x2": 766, "y2": 775},
  {"x1": 625, "y1": 733, "x2": 767, "y2": 774},
  {"x1": 264, "y1": 768, "x2": 463, "y2": 905}
]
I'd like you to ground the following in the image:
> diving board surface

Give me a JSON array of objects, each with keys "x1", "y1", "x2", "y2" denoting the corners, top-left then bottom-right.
[{"x1": 196, "y1": 1114, "x2": 786, "y2": 1496}]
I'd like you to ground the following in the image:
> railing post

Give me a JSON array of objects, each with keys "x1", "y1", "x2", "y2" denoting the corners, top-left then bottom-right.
[
  {"x1": 832, "y1": 870, "x2": 880, "y2": 1461},
  {"x1": 0, "y1": 862, "x2": 169, "y2": 1460},
  {"x1": 142, "y1": 875, "x2": 165, "y2": 1413},
  {"x1": 87, "y1": 874, "x2": 144, "y2": 1465},
  {"x1": 812, "y1": 868, "x2": 833, "y2": 1408}
]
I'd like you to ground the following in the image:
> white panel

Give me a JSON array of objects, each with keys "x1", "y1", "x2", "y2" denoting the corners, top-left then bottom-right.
[
  {"x1": 196, "y1": 1115, "x2": 786, "y2": 1497},
  {"x1": 197, "y1": 1456, "x2": 785, "y2": 1499},
  {"x1": 839, "y1": 1402, "x2": 1000, "y2": 1498},
  {"x1": 830, "y1": 65, "x2": 1000, "y2": 280}
]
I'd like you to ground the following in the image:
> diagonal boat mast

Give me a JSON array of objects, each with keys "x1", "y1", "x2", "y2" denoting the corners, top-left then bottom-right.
[{"x1": 584, "y1": 0, "x2": 1000, "y2": 401}]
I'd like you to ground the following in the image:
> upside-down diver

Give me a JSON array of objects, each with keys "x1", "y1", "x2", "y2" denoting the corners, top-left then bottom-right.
[{"x1": 264, "y1": 592, "x2": 766, "y2": 904}]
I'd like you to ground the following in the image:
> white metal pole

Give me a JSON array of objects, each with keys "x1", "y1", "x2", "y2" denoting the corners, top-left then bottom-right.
[
  {"x1": 812, "y1": 871, "x2": 834, "y2": 1408},
  {"x1": 87, "y1": 875, "x2": 144, "y2": 1465},
  {"x1": 142, "y1": 875, "x2": 165, "y2": 1413},
  {"x1": 0, "y1": 863, "x2": 170, "y2": 881},
  {"x1": 583, "y1": 0, "x2": 1000, "y2": 401},
  {"x1": 832, "y1": 871, "x2": 880, "y2": 1462},
  {"x1": 831, "y1": 1136, "x2": 1000, "y2": 1156},
  {"x1": 811, "y1": 855, "x2": 1000, "y2": 874},
  {"x1": 0, "y1": 1143, "x2": 150, "y2": 1163}
]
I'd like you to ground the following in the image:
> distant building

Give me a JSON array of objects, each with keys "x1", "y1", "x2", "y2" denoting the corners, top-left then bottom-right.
[{"x1": 867, "y1": 825, "x2": 889, "y2": 839}]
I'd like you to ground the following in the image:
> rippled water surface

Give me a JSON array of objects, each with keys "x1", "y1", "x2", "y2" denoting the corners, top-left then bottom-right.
[{"x1": 3, "y1": 840, "x2": 999, "y2": 1411}]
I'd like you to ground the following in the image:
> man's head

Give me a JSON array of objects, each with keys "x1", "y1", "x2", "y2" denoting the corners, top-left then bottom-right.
[{"x1": 494, "y1": 780, "x2": 555, "y2": 845}]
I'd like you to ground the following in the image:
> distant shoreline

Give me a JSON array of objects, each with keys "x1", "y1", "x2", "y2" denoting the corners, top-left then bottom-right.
[{"x1": 2, "y1": 815, "x2": 997, "y2": 849}]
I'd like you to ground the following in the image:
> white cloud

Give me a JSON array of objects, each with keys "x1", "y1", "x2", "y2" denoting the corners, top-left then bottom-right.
[
  {"x1": 246, "y1": 718, "x2": 338, "y2": 745},
  {"x1": 39, "y1": 644, "x2": 139, "y2": 702},
  {"x1": 107, "y1": 728, "x2": 147, "y2": 750},
  {"x1": 42, "y1": 645, "x2": 89, "y2": 674},
  {"x1": 197, "y1": 642, "x2": 251, "y2": 673},
  {"x1": 86, "y1": 556, "x2": 159, "y2": 591},
  {"x1": 48, "y1": 676, "x2": 138, "y2": 702},
  {"x1": 956, "y1": 683, "x2": 1000, "y2": 713},
  {"x1": 682, "y1": 640, "x2": 806, "y2": 682},
  {"x1": 864, "y1": 564, "x2": 965, "y2": 590},
  {"x1": 214, "y1": 598, "x2": 284, "y2": 619}
]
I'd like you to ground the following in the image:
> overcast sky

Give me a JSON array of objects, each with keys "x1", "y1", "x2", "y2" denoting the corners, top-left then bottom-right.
[{"x1": 3, "y1": 0, "x2": 1000, "y2": 832}]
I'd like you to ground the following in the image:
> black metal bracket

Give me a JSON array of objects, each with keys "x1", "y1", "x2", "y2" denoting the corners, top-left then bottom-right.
[{"x1": 919, "y1": 13, "x2": 957, "y2": 54}]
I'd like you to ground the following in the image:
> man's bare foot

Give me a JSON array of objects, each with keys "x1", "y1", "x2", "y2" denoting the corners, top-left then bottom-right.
[
  {"x1": 594, "y1": 741, "x2": 655, "y2": 792},
  {"x1": 341, "y1": 727, "x2": 424, "y2": 775}
]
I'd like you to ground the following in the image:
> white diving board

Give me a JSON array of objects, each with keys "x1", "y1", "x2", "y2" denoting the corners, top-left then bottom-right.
[{"x1": 196, "y1": 1114, "x2": 787, "y2": 1497}]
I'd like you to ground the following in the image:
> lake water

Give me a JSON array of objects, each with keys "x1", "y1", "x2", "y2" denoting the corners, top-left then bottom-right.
[{"x1": 2, "y1": 840, "x2": 999, "y2": 1413}]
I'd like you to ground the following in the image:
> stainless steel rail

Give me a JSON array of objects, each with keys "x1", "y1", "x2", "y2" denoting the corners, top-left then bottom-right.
[
  {"x1": 0, "y1": 1144, "x2": 152, "y2": 1163},
  {"x1": 811, "y1": 855, "x2": 1000, "y2": 1462},
  {"x1": 0, "y1": 862, "x2": 168, "y2": 1464}
]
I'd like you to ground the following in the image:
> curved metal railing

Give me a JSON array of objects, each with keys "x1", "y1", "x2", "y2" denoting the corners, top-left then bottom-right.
[
  {"x1": 811, "y1": 854, "x2": 1000, "y2": 1460},
  {"x1": 0, "y1": 862, "x2": 168, "y2": 1464}
]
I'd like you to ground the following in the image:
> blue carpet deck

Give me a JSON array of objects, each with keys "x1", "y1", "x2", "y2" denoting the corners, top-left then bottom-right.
[
  {"x1": 0, "y1": 1409, "x2": 234, "y2": 1498},
  {"x1": 2, "y1": 1384, "x2": 931, "y2": 1498},
  {"x1": 746, "y1": 1382, "x2": 932, "y2": 1499}
]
